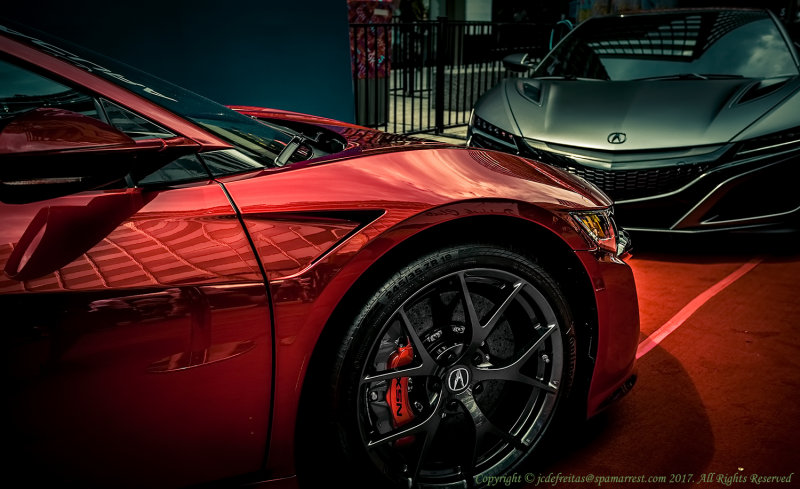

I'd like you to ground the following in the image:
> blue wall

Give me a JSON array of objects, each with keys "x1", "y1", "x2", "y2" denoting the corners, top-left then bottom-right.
[{"x1": 4, "y1": 1, "x2": 355, "y2": 122}]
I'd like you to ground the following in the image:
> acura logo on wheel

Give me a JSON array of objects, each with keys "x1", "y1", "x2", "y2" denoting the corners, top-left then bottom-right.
[
  {"x1": 608, "y1": 132, "x2": 627, "y2": 144},
  {"x1": 447, "y1": 367, "x2": 470, "y2": 392}
]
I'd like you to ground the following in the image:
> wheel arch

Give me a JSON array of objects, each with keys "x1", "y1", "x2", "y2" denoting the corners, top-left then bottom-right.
[{"x1": 294, "y1": 210, "x2": 600, "y2": 473}]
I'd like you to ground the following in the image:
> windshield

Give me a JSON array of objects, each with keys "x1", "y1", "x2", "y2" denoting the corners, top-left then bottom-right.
[
  {"x1": 0, "y1": 22, "x2": 293, "y2": 166},
  {"x1": 534, "y1": 10, "x2": 799, "y2": 81}
]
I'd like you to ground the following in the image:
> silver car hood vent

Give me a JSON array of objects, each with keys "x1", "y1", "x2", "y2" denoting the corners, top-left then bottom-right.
[
  {"x1": 506, "y1": 77, "x2": 798, "y2": 151},
  {"x1": 736, "y1": 77, "x2": 791, "y2": 105}
]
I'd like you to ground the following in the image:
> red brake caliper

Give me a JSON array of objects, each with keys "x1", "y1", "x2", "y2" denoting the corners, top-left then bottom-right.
[{"x1": 385, "y1": 342, "x2": 416, "y2": 446}]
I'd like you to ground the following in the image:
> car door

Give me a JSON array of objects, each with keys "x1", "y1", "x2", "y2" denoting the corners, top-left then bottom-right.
[{"x1": 0, "y1": 53, "x2": 272, "y2": 488}]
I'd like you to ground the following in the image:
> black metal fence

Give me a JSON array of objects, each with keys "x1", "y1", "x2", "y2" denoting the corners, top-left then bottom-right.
[{"x1": 349, "y1": 18, "x2": 557, "y2": 137}]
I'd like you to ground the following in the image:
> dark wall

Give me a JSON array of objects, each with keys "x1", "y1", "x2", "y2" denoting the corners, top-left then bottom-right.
[{"x1": 4, "y1": 1, "x2": 355, "y2": 122}]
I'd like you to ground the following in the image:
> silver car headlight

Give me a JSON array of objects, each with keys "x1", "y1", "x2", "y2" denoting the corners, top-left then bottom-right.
[{"x1": 471, "y1": 114, "x2": 518, "y2": 148}]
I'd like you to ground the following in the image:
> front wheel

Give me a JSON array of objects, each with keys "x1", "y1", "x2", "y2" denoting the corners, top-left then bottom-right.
[{"x1": 299, "y1": 245, "x2": 577, "y2": 488}]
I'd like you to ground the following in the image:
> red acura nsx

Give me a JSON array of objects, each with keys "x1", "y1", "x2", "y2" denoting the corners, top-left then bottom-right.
[{"x1": 0, "y1": 22, "x2": 639, "y2": 489}]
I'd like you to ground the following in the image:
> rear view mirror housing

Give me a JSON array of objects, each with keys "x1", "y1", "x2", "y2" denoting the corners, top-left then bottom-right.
[{"x1": 502, "y1": 53, "x2": 536, "y2": 73}]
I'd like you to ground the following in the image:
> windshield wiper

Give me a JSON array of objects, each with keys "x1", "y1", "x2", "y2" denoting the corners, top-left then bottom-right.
[
  {"x1": 536, "y1": 74, "x2": 577, "y2": 80},
  {"x1": 632, "y1": 73, "x2": 745, "y2": 81},
  {"x1": 534, "y1": 74, "x2": 609, "y2": 81}
]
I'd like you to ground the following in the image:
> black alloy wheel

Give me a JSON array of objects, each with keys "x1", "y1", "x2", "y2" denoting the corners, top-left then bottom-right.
[{"x1": 299, "y1": 245, "x2": 576, "y2": 489}]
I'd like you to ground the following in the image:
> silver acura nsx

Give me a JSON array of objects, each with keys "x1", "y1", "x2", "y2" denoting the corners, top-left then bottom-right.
[{"x1": 468, "y1": 8, "x2": 800, "y2": 234}]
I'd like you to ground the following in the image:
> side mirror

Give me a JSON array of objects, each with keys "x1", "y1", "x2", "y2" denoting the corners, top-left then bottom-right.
[
  {"x1": 502, "y1": 53, "x2": 536, "y2": 73},
  {"x1": 0, "y1": 108, "x2": 176, "y2": 203}
]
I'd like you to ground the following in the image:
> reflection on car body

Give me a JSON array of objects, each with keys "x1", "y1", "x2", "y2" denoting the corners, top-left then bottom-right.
[{"x1": 0, "y1": 20, "x2": 639, "y2": 489}]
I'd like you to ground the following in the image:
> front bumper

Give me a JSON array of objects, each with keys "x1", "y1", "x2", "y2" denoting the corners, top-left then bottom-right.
[
  {"x1": 575, "y1": 249, "x2": 640, "y2": 418},
  {"x1": 617, "y1": 155, "x2": 800, "y2": 233},
  {"x1": 469, "y1": 128, "x2": 800, "y2": 233}
]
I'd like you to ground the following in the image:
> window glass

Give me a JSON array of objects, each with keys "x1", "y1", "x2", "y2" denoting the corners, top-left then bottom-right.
[
  {"x1": 0, "y1": 24, "x2": 294, "y2": 167},
  {"x1": 99, "y1": 99, "x2": 174, "y2": 140},
  {"x1": 535, "y1": 10, "x2": 799, "y2": 81},
  {"x1": 200, "y1": 149, "x2": 266, "y2": 177},
  {"x1": 0, "y1": 58, "x2": 206, "y2": 186},
  {"x1": 193, "y1": 115, "x2": 286, "y2": 162},
  {"x1": 0, "y1": 57, "x2": 99, "y2": 122},
  {"x1": 136, "y1": 154, "x2": 210, "y2": 187}
]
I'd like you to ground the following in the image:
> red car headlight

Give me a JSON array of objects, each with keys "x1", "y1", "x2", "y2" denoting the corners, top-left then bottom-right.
[{"x1": 571, "y1": 208, "x2": 620, "y2": 254}]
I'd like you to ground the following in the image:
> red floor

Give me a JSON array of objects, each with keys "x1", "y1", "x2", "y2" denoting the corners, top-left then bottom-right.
[{"x1": 523, "y1": 235, "x2": 800, "y2": 488}]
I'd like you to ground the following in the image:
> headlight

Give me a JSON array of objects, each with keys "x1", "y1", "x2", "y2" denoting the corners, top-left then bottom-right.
[
  {"x1": 735, "y1": 125, "x2": 800, "y2": 159},
  {"x1": 571, "y1": 209, "x2": 622, "y2": 255},
  {"x1": 471, "y1": 115, "x2": 518, "y2": 148}
]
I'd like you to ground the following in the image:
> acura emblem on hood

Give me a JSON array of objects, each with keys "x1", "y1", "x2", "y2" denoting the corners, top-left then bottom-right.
[{"x1": 608, "y1": 132, "x2": 627, "y2": 144}]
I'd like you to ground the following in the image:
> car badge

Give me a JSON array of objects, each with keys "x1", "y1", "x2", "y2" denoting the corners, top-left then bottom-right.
[
  {"x1": 608, "y1": 132, "x2": 627, "y2": 144},
  {"x1": 447, "y1": 366, "x2": 470, "y2": 392}
]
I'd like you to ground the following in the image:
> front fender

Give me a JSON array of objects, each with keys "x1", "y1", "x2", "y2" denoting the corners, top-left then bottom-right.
[{"x1": 261, "y1": 199, "x2": 591, "y2": 477}]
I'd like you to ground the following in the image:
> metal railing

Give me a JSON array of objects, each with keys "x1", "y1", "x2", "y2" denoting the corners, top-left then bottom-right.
[{"x1": 349, "y1": 18, "x2": 554, "y2": 137}]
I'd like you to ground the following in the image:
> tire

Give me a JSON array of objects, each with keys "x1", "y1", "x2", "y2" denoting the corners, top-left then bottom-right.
[{"x1": 298, "y1": 244, "x2": 577, "y2": 488}]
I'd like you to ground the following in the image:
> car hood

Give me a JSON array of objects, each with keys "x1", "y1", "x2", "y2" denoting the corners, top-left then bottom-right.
[
  {"x1": 231, "y1": 105, "x2": 447, "y2": 155},
  {"x1": 505, "y1": 77, "x2": 799, "y2": 151},
  {"x1": 231, "y1": 106, "x2": 609, "y2": 203}
]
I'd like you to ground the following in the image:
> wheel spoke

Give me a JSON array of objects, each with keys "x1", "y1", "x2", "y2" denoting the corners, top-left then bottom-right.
[
  {"x1": 362, "y1": 363, "x2": 426, "y2": 385},
  {"x1": 467, "y1": 280, "x2": 524, "y2": 354},
  {"x1": 484, "y1": 281, "x2": 524, "y2": 332},
  {"x1": 407, "y1": 407, "x2": 442, "y2": 483},
  {"x1": 457, "y1": 272, "x2": 482, "y2": 330},
  {"x1": 361, "y1": 309, "x2": 439, "y2": 385},
  {"x1": 398, "y1": 309, "x2": 438, "y2": 373},
  {"x1": 493, "y1": 427, "x2": 528, "y2": 452},
  {"x1": 367, "y1": 396, "x2": 443, "y2": 448},
  {"x1": 455, "y1": 389, "x2": 528, "y2": 468},
  {"x1": 489, "y1": 371, "x2": 558, "y2": 393},
  {"x1": 472, "y1": 323, "x2": 558, "y2": 393}
]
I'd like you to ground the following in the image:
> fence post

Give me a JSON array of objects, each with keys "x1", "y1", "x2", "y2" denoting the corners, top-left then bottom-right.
[{"x1": 435, "y1": 16, "x2": 447, "y2": 135}]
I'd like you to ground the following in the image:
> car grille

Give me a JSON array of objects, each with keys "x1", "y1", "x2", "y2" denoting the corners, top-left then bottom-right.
[
  {"x1": 471, "y1": 133, "x2": 714, "y2": 201},
  {"x1": 558, "y1": 164, "x2": 711, "y2": 201},
  {"x1": 522, "y1": 146, "x2": 712, "y2": 201}
]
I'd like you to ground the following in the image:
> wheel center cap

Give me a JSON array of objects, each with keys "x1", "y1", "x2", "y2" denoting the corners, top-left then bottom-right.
[{"x1": 446, "y1": 366, "x2": 471, "y2": 393}]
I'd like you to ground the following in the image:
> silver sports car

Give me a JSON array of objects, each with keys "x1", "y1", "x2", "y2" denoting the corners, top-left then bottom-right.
[{"x1": 468, "y1": 8, "x2": 800, "y2": 234}]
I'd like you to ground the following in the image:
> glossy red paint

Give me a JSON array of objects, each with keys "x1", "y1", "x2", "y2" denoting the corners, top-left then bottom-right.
[
  {"x1": 0, "y1": 185, "x2": 263, "y2": 291},
  {"x1": 575, "y1": 251, "x2": 640, "y2": 417},
  {"x1": 1, "y1": 24, "x2": 639, "y2": 488},
  {"x1": 218, "y1": 146, "x2": 632, "y2": 476},
  {"x1": 2, "y1": 183, "x2": 272, "y2": 488},
  {"x1": 243, "y1": 214, "x2": 360, "y2": 279},
  {"x1": 232, "y1": 105, "x2": 364, "y2": 129},
  {"x1": 234, "y1": 105, "x2": 449, "y2": 156}
]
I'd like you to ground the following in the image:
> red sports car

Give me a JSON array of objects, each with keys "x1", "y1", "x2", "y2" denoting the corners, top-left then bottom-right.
[{"x1": 0, "y1": 22, "x2": 639, "y2": 489}]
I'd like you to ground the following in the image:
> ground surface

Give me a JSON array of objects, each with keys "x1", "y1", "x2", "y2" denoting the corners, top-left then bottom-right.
[{"x1": 519, "y1": 233, "x2": 800, "y2": 489}]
